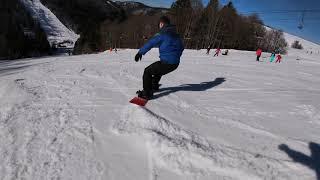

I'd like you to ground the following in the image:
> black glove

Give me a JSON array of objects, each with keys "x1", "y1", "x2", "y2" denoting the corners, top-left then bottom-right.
[{"x1": 135, "y1": 53, "x2": 142, "y2": 62}]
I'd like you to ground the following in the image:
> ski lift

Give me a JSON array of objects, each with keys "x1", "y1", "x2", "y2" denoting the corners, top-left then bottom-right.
[{"x1": 298, "y1": 11, "x2": 305, "y2": 30}]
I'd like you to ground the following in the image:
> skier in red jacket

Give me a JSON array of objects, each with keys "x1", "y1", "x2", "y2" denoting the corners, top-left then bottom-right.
[
  {"x1": 256, "y1": 48, "x2": 262, "y2": 61},
  {"x1": 276, "y1": 54, "x2": 282, "y2": 63},
  {"x1": 214, "y1": 48, "x2": 221, "y2": 57}
]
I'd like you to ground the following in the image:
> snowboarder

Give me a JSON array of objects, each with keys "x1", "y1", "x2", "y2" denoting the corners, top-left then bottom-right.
[
  {"x1": 134, "y1": 16, "x2": 184, "y2": 100},
  {"x1": 214, "y1": 48, "x2": 221, "y2": 57},
  {"x1": 256, "y1": 48, "x2": 262, "y2": 61},
  {"x1": 270, "y1": 52, "x2": 276, "y2": 62},
  {"x1": 206, "y1": 43, "x2": 213, "y2": 55},
  {"x1": 276, "y1": 54, "x2": 282, "y2": 63},
  {"x1": 222, "y1": 49, "x2": 229, "y2": 56}
]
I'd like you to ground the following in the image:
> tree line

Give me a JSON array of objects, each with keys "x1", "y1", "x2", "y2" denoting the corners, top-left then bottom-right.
[
  {"x1": 1, "y1": 0, "x2": 289, "y2": 60},
  {"x1": 170, "y1": 0, "x2": 288, "y2": 53},
  {"x1": 99, "y1": 0, "x2": 288, "y2": 54}
]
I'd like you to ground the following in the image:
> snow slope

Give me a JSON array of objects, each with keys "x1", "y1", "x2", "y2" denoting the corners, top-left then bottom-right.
[
  {"x1": 19, "y1": 0, "x2": 79, "y2": 47},
  {"x1": 266, "y1": 26, "x2": 320, "y2": 56},
  {"x1": 284, "y1": 32, "x2": 320, "y2": 52},
  {"x1": 283, "y1": 31, "x2": 320, "y2": 62},
  {"x1": 0, "y1": 49, "x2": 319, "y2": 180}
]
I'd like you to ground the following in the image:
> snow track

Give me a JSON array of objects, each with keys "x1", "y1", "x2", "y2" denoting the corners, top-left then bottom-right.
[
  {"x1": 0, "y1": 61, "x2": 102, "y2": 179},
  {"x1": 114, "y1": 105, "x2": 308, "y2": 180}
]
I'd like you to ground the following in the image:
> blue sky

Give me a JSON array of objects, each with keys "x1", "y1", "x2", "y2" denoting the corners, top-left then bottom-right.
[{"x1": 119, "y1": 0, "x2": 320, "y2": 44}]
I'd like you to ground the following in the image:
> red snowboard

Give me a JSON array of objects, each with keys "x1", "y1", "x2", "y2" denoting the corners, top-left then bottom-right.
[{"x1": 130, "y1": 97, "x2": 148, "y2": 106}]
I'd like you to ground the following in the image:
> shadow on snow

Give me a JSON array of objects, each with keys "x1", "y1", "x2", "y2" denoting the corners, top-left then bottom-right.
[
  {"x1": 279, "y1": 142, "x2": 320, "y2": 180},
  {"x1": 153, "y1": 77, "x2": 226, "y2": 100}
]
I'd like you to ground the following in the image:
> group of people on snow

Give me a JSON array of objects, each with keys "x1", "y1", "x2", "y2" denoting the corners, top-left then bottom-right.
[
  {"x1": 207, "y1": 46, "x2": 282, "y2": 63},
  {"x1": 256, "y1": 48, "x2": 282, "y2": 63},
  {"x1": 207, "y1": 46, "x2": 228, "y2": 57}
]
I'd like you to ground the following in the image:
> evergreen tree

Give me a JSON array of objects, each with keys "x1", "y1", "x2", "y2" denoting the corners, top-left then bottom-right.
[
  {"x1": 219, "y1": 1, "x2": 238, "y2": 48},
  {"x1": 170, "y1": 0, "x2": 192, "y2": 37},
  {"x1": 190, "y1": 0, "x2": 220, "y2": 49}
]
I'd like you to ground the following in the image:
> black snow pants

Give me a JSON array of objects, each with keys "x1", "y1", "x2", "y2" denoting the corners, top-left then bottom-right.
[
  {"x1": 143, "y1": 61, "x2": 179, "y2": 93},
  {"x1": 256, "y1": 55, "x2": 261, "y2": 61}
]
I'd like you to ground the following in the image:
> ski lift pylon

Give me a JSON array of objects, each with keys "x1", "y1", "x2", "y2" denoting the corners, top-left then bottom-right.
[{"x1": 298, "y1": 10, "x2": 306, "y2": 30}]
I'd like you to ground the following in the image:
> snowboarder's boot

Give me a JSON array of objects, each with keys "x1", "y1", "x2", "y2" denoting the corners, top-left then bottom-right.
[
  {"x1": 136, "y1": 90, "x2": 153, "y2": 100},
  {"x1": 152, "y1": 84, "x2": 161, "y2": 91}
]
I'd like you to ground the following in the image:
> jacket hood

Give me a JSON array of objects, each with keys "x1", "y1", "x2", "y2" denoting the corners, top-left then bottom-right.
[{"x1": 160, "y1": 25, "x2": 177, "y2": 35}]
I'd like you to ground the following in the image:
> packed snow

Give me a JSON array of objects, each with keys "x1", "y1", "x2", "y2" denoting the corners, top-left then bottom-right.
[
  {"x1": 19, "y1": 0, "x2": 79, "y2": 48},
  {"x1": 0, "y1": 48, "x2": 319, "y2": 180}
]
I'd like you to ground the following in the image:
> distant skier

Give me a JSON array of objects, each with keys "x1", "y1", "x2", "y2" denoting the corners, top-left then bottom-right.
[
  {"x1": 222, "y1": 49, "x2": 229, "y2": 56},
  {"x1": 275, "y1": 54, "x2": 282, "y2": 63},
  {"x1": 134, "y1": 16, "x2": 184, "y2": 100},
  {"x1": 206, "y1": 43, "x2": 213, "y2": 55},
  {"x1": 256, "y1": 48, "x2": 262, "y2": 61},
  {"x1": 214, "y1": 48, "x2": 221, "y2": 57},
  {"x1": 270, "y1": 52, "x2": 276, "y2": 62}
]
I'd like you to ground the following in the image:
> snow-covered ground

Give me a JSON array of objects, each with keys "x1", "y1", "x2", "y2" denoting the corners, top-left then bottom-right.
[
  {"x1": 19, "y1": 0, "x2": 79, "y2": 48},
  {"x1": 0, "y1": 49, "x2": 319, "y2": 180}
]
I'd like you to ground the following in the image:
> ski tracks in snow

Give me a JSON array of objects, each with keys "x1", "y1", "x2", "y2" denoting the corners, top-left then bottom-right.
[
  {"x1": 113, "y1": 104, "x2": 309, "y2": 179},
  {"x1": 0, "y1": 63, "x2": 103, "y2": 179},
  {"x1": 2, "y1": 51, "x2": 318, "y2": 179},
  {"x1": 109, "y1": 60, "x2": 313, "y2": 179}
]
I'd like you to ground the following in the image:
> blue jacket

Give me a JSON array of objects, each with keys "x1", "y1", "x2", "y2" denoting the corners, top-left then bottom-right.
[{"x1": 139, "y1": 25, "x2": 184, "y2": 64}]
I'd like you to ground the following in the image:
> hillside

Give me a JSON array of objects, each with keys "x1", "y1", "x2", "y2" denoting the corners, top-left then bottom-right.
[
  {"x1": 114, "y1": 1, "x2": 168, "y2": 15},
  {"x1": 39, "y1": 0, "x2": 126, "y2": 54},
  {"x1": 19, "y1": 0, "x2": 79, "y2": 48},
  {"x1": 40, "y1": 0, "x2": 125, "y2": 32},
  {"x1": 0, "y1": 49, "x2": 319, "y2": 179},
  {"x1": 266, "y1": 26, "x2": 320, "y2": 55},
  {"x1": 284, "y1": 32, "x2": 320, "y2": 53},
  {"x1": 0, "y1": 0, "x2": 50, "y2": 59}
]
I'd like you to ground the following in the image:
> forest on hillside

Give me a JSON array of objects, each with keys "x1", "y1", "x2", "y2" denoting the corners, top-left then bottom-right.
[
  {"x1": 0, "y1": 0, "x2": 288, "y2": 60},
  {"x1": 100, "y1": 0, "x2": 288, "y2": 54},
  {"x1": 0, "y1": 0, "x2": 50, "y2": 60}
]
